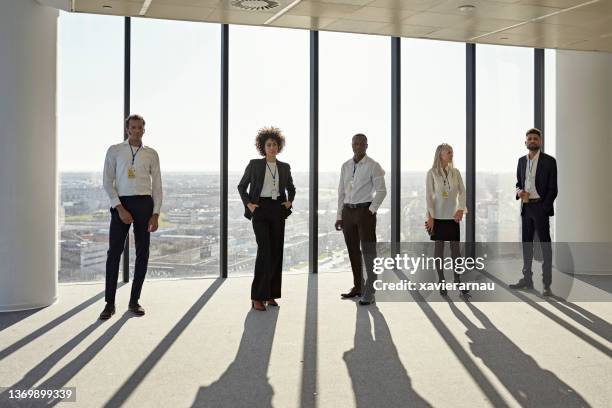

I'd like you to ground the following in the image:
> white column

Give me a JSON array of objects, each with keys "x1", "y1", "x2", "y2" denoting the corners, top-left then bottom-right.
[
  {"x1": 555, "y1": 49, "x2": 612, "y2": 275},
  {"x1": 0, "y1": 0, "x2": 59, "y2": 310}
]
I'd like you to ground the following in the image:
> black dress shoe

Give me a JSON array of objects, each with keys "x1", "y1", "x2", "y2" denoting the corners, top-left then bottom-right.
[
  {"x1": 509, "y1": 278, "x2": 534, "y2": 290},
  {"x1": 99, "y1": 303, "x2": 115, "y2": 320},
  {"x1": 128, "y1": 303, "x2": 145, "y2": 316},
  {"x1": 542, "y1": 287, "x2": 553, "y2": 297},
  {"x1": 341, "y1": 289, "x2": 362, "y2": 299},
  {"x1": 358, "y1": 299, "x2": 375, "y2": 306},
  {"x1": 439, "y1": 280, "x2": 448, "y2": 297}
]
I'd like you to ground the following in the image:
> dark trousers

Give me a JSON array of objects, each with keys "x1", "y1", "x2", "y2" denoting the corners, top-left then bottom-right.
[
  {"x1": 521, "y1": 201, "x2": 552, "y2": 287},
  {"x1": 342, "y1": 207, "x2": 377, "y2": 299},
  {"x1": 251, "y1": 198, "x2": 285, "y2": 301},
  {"x1": 105, "y1": 195, "x2": 153, "y2": 305},
  {"x1": 434, "y1": 241, "x2": 462, "y2": 283}
]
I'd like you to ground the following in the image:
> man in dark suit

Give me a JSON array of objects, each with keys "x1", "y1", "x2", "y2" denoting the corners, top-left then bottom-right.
[
  {"x1": 237, "y1": 128, "x2": 295, "y2": 310},
  {"x1": 510, "y1": 128, "x2": 557, "y2": 296}
]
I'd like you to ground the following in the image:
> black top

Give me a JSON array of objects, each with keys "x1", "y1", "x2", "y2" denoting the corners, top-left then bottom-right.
[
  {"x1": 515, "y1": 151, "x2": 558, "y2": 216},
  {"x1": 237, "y1": 158, "x2": 296, "y2": 220}
]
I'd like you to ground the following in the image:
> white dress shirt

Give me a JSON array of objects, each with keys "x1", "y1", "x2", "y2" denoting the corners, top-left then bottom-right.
[
  {"x1": 337, "y1": 154, "x2": 387, "y2": 220},
  {"x1": 426, "y1": 167, "x2": 467, "y2": 220},
  {"x1": 523, "y1": 150, "x2": 541, "y2": 199},
  {"x1": 103, "y1": 140, "x2": 163, "y2": 214},
  {"x1": 261, "y1": 160, "x2": 280, "y2": 199}
]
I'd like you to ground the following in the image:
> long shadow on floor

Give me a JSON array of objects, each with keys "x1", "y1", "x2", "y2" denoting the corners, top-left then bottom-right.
[
  {"x1": 191, "y1": 307, "x2": 279, "y2": 408},
  {"x1": 343, "y1": 305, "x2": 432, "y2": 408},
  {"x1": 0, "y1": 284, "x2": 123, "y2": 360},
  {"x1": 105, "y1": 278, "x2": 224, "y2": 408},
  {"x1": 0, "y1": 308, "x2": 42, "y2": 332},
  {"x1": 0, "y1": 312, "x2": 133, "y2": 407},
  {"x1": 447, "y1": 299, "x2": 591, "y2": 407},
  {"x1": 480, "y1": 270, "x2": 611, "y2": 358},
  {"x1": 392, "y1": 269, "x2": 511, "y2": 407},
  {"x1": 300, "y1": 272, "x2": 318, "y2": 408},
  {"x1": 542, "y1": 294, "x2": 611, "y2": 343}
]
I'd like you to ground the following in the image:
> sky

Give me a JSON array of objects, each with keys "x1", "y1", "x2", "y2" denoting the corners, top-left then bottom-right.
[{"x1": 57, "y1": 11, "x2": 555, "y2": 173}]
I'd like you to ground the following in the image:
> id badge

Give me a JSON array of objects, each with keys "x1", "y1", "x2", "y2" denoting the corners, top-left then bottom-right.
[
  {"x1": 442, "y1": 191, "x2": 449, "y2": 199},
  {"x1": 348, "y1": 180, "x2": 354, "y2": 192},
  {"x1": 271, "y1": 188, "x2": 278, "y2": 200},
  {"x1": 128, "y1": 166, "x2": 136, "y2": 179}
]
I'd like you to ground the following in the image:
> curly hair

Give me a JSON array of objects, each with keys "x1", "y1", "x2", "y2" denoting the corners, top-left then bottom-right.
[{"x1": 254, "y1": 127, "x2": 285, "y2": 156}]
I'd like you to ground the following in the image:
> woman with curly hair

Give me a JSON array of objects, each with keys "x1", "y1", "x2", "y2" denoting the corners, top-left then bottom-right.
[{"x1": 237, "y1": 127, "x2": 296, "y2": 311}]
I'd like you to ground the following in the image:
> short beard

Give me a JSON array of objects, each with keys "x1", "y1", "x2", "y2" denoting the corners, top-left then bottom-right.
[{"x1": 527, "y1": 144, "x2": 540, "y2": 151}]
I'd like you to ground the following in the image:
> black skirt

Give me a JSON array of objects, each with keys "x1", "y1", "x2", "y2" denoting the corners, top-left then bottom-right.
[{"x1": 430, "y1": 219, "x2": 460, "y2": 241}]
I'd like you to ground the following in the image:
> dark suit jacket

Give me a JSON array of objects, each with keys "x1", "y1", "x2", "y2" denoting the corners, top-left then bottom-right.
[
  {"x1": 515, "y1": 151, "x2": 558, "y2": 216},
  {"x1": 237, "y1": 158, "x2": 296, "y2": 220}
]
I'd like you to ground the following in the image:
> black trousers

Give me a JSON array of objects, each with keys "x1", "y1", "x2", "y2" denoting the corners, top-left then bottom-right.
[
  {"x1": 251, "y1": 198, "x2": 285, "y2": 301},
  {"x1": 521, "y1": 201, "x2": 552, "y2": 287},
  {"x1": 105, "y1": 195, "x2": 153, "y2": 304},
  {"x1": 342, "y1": 206, "x2": 377, "y2": 299}
]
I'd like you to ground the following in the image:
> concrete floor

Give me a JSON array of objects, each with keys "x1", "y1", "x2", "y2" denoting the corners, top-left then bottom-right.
[{"x1": 0, "y1": 272, "x2": 610, "y2": 407}]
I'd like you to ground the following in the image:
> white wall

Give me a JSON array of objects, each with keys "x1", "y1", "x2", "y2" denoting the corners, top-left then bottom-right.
[
  {"x1": 555, "y1": 49, "x2": 612, "y2": 274},
  {"x1": 0, "y1": 0, "x2": 58, "y2": 310}
]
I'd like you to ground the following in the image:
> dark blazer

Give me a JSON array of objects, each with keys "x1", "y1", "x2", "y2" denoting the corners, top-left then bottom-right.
[
  {"x1": 515, "y1": 151, "x2": 558, "y2": 216},
  {"x1": 237, "y1": 158, "x2": 296, "y2": 220}
]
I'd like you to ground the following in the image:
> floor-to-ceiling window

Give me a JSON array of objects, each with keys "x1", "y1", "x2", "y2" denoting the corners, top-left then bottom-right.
[
  {"x1": 545, "y1": 48, "x2": 556, "y2": 240},
  {"x1": 131, "y1": 18, "x2": 220, "y2": 278},
  {"x1": 228, "y1": 25, "x2": 309, "y2": 275},
  {"x1": 318, "y1": 32, "x2": 390, "y2": 273},
  {"x1": 476, "y1": 44, "x2": 534, "y2": 242},
  {"x1": 400, "y1": 39, "x2": 466, "y2": 243},
  {"x1": 57, "y1": 12, "x2": 124, "y2": 282}
]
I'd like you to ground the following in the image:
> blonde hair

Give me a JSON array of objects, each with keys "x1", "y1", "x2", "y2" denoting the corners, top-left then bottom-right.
[{"x1": 432, "y1": 143, "x2": 454, "y2": 177}]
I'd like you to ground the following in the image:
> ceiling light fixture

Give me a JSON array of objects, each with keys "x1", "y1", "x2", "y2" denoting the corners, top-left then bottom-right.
[
  {"x1": 232, "y1": 0, "x2": 280, "y2": 11},
  {"x1": 139, "y1": 0, "x2": 153, "y2": 16},
  {"x1": 458, "y1": 5, "x2": 476, "y2": 12},
  {"x1": 264, "y1": 0, "x2": 302, "y2": 24}
]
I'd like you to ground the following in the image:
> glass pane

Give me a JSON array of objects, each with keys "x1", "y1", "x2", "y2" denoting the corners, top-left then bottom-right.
[
  {"x1": 401, "y1": 39, "x2": 466, "y2": 243},
  {"x1": 57, "y1": 12, "x2": 123, "y2": 282},
  {"x1": 319, "y1": 32, "x2": 390, "y2": 273},
  {"x1": 476, "y1": 44, "x2": 534, "y2": 242},
  {"x1": 131, "y1": 18, "x2": 221, "y2": 278},
  {"x1": 228, "y1": 25, "x2": 309, "y2": 275},
  {"x1": 545, "y1": 48, "x2": 556, "y2": 240}
]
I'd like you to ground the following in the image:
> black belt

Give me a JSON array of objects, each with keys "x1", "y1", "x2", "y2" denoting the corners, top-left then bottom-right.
[
  {"x1": 344, "y1": 202, "x2": 371, "y2": 209},
  {"x1": 259, "y1": 197, "x2": 278, "y2": 201},
  {"x1": 527, "y1": 198, "x2": 541, "y2": 203}
]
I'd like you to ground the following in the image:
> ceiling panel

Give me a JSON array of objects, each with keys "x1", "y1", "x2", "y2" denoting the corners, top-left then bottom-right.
[{"x1": 66, "y1": 0, "x2": 612, "y2": 52}]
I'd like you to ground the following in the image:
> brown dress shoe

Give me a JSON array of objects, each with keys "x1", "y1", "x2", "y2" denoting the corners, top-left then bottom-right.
[
  {"x1": 128, "y1": 303, "x2": 145, "y2": 316},
  {"x1": 99, "y1": 303, "x2": 115, "y2": 320},
  {"x1": 266, "y1": 299, "x2": 279, "y2": 306},
  {"x1": 251, "y1": 300, "x2": 266, "y2": 311}
]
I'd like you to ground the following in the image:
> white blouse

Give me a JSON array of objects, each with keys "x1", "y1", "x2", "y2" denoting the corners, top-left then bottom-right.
[{"x1": 426, "y1": 167, "x2": 467, "y2": 220}]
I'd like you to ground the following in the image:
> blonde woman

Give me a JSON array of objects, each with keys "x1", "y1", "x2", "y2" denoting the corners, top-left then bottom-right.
[{"x1": 425, "y1": 143, "x2": 469, "y2": 298}]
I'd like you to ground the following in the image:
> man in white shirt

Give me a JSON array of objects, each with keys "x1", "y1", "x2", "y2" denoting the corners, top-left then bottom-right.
[
  {"x1": 100, "y1": 114, "x2": 163, "y2": 320},
  {"x1": 510, "y1": 128, "x2": 557, "y2": 296},
  {"x1": 335, "y1": 134, "x2": 387, "y2": 305}
]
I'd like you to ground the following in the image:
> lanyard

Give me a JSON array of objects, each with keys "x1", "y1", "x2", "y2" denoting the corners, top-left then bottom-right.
[
  {"x1": 352, "y1": 162, "x2": 358, "y2": 179},
  {"x1": 528, "y1": 156, "x2": 535, "y2": 177},
  {"x1": 129, "y1": 144, "x2": 142, "y2": 166},
  {"x1": 443, "y1": 169, "x2": 451, "y2": 192},
  {"x1": 266, "y1": 162, "x2": 277, "y2": 185}
]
